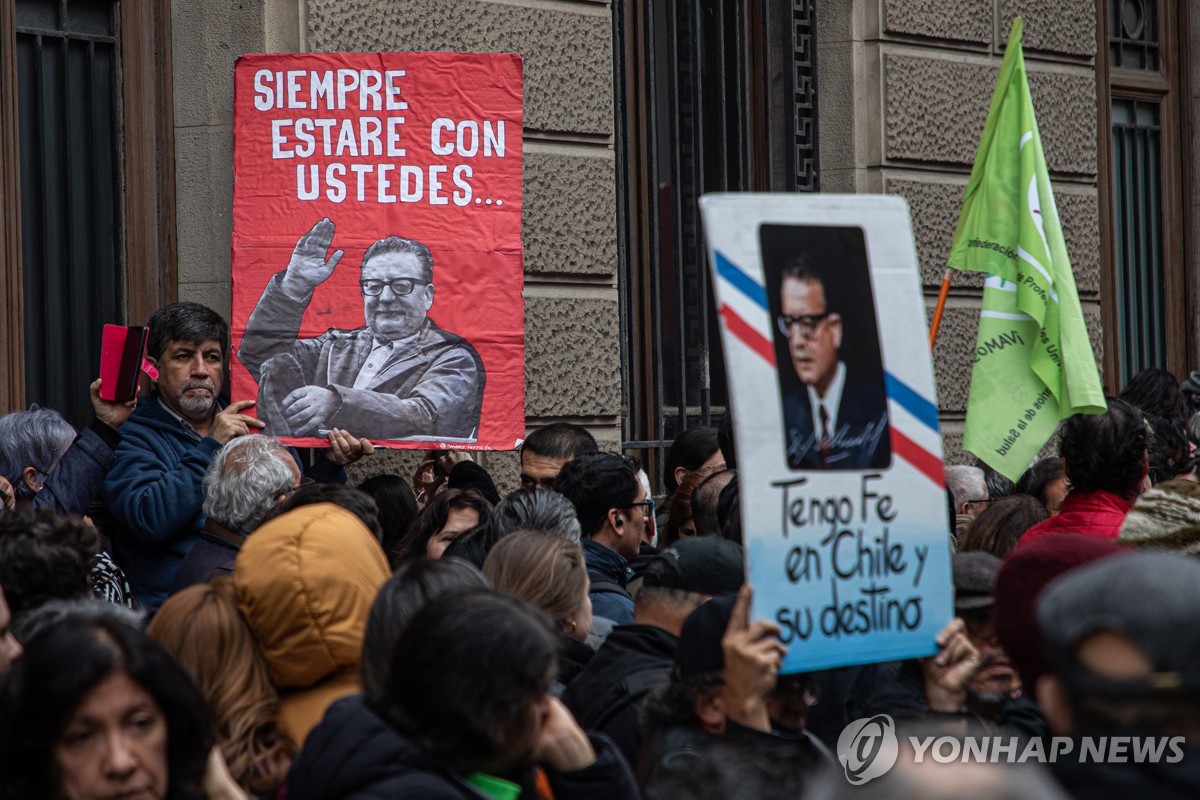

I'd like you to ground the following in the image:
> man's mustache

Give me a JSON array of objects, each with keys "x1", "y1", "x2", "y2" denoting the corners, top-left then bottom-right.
[{"x1": 180, "y1": 380, "x2": 215, "y2": 393}]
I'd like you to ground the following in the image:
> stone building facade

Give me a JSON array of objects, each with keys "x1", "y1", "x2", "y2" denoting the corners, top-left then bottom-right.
[{"x1": 1, "y1": 0, "x2": 1194, "y2": 488}]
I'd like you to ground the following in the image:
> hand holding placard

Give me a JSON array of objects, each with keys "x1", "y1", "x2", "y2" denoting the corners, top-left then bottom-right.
[
  {"x1": 90, "y1": 378, "x2": 137, "y2": 431},
  {"x1": 921, "y1": 617, "x2": 981, "y2": 713},
  {"x1": 723, "y1": 585, "x2": 788, "y2": 733},
  {"x1": 281, "y1": 217, "x2": 344, "y2": 299},
  {"x1": 210, "y1": 399, "x2": 266, "y2": 444}
]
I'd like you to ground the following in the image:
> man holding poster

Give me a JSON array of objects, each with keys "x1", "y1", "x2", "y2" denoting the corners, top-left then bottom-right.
[{"x1": 238, "y1": 217, "x2": 485, "y2": 440}]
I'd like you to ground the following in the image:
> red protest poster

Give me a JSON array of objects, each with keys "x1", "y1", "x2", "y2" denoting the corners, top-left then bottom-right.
[{"x1": 230, "y1": 52, "x2": 524, "y2": 451}]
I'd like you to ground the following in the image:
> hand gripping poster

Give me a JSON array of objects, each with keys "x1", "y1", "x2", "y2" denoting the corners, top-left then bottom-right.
[
  {"x1": 231, "y1": 53, "x2": 524, "y2": 449},
  {"x1": 700, "y1": 194, "x2": 953, "y2": 673}
]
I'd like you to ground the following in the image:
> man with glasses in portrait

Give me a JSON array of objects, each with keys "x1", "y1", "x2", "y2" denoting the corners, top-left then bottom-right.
[
  {"x1": 776, "y1": 261, "x2": 889, "y2": 470},
  {"x1": 238, "y1": 217, "x2": 486, "y2": 440}
]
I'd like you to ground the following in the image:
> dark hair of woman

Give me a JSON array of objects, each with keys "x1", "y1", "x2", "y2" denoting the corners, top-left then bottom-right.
[
  {"x1": 357, "y1": 474, "x2": 420, "y2": 568},
  {"x1": 0, "y1": 610, "x2": 214, "y2": 800},
  {"x1": 265, "y1": 483, "x2": 384, "y2": 543},
  {"x1": 1015, "y1": 456, "x2": 1066, "y2": 507},
  {"x1": 663, "y1": 427, "x2": 721, "y2": 494},
  {"x1": 361, "y1": 558, "x2": 488, "y2": 704},
  {"x1": 1119, "y1": 367, "x2": 1186, "y2": 420},
  {"x1": 1145, "y1": 414, "x2": 1194, "y2": 485},
  {"x1": 0, "y1": 506, "x2": 98, "y2": 622},
  {"x1": 374, "y1": 589, "x2": 558, "y2": 776},
  {"x1": 393, "y1": 488, "x2": 493, "y2": 564},
  {"x1": 660, "y1": 465, "x2": 723, "y2": 549},
  {"x1": 958, "y1": 494, "x2": 1049, "y2": 558},
  {"x1": 439, "y1": 523, "x2": 492, "y2": 568},
  {"x1": 1058, "y1": 398, "x2": 1148, "y2": 500}
]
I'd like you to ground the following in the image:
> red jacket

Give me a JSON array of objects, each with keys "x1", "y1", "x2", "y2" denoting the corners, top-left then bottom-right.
[{"x1": 1018, "y1": 490, "x2": 1132, "y2": 546}]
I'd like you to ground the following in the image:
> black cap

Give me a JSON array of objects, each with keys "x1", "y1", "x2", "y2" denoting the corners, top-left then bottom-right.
[
  {"x1": 642, "y1": 537, "x2": 745, "y2": 596},
  {"x1": 675, "y1": 594, "x2": 738, "y2": 679},
  {"x1": 1037, "y1": 551, "x2": 1200, "y2": 697},
  {"x1": 953, "y1": 552, "x2": 1001, "y2": 612}
]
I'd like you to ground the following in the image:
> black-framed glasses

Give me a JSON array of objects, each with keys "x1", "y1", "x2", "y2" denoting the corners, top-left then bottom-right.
[
  {"x1": 629, "y1": 499, "x2": 655, "y2": 516},
  {"x1": 776, "y1": 312, "x2": 833, "y2": 339},
  {"x1": 360, "y1": 278, "x2": 429, "y2": 297}
]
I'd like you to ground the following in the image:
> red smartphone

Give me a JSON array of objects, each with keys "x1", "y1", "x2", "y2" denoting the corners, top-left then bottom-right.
[{"x1": 99, "y1": 325, "x2": 149, "y2": 402}]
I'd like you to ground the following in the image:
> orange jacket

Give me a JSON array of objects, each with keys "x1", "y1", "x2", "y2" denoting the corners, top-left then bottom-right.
[{"x1": 234, "y1": 502, "x2": 389, "y2": 746}]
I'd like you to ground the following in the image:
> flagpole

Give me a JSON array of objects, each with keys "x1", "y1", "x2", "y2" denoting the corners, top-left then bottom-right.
[{"x1": 928, "y1": 269, "x2": 953, "y2": 349}]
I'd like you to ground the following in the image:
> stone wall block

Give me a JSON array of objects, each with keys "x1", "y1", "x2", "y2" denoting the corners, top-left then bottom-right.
[
  {"x1": 929, "y1": 306, "x2": 978, "y2": 414},
  {"x1": 886, "y1": 177, "x2": 1099, "y2": 295},
  {"x1": 306, "y1": 0, "x2": 613, "y2": 135},
  {"x1": 883, "y1": 53, "x2": 1096, "y2": 175},
  {"x1": 1084, "y1": 304, "x2": 1104, "y2": 382},
  {"x1": 941, "y1": 425, "x2": 966, "y2": 465},
  {"x1": 1057, "y1": 191, "x2": 1101, "y2": 296},
  {"x1": 175, "y1": 127, "x2": 233, "y2": 285},
  {"x1": 346, "y1": 448, "x2": 425, "y2": 487},
  {"x1": 999, "y1": 1, "x2": 1095, "y2": 57},
  {"x1": 885, "y1": 177, "x2": 981, "y2": 289},
  {"x1": 178, "y1": 281, "x2": 232, "y2": 321},
  {"x1": 525, "y1": 296, "x2": 621, "y2": 417},
  {"x1": 525, "y1": 152, "x2": 616, "y2": 275},
  {"x1": 882, "y1": 0, "x2": 990, "y2": 44},
  {"x1": 172, "y1": 0, "x2": 263, "y2": 128}
]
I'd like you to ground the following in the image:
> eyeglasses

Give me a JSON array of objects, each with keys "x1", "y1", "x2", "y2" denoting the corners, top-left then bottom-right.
[
  {"x1": 776, "y1": 312, "x2": 833, "y2": 339},
  {"x1": 629, "y1": 499, "x2": 655, "y2": 516},
  {"x1": 360, "y1": 278, "x2": 429, "y2": 297},
  {"x1": 281, "y1": 476, "x2": 317, "y2": 498}
]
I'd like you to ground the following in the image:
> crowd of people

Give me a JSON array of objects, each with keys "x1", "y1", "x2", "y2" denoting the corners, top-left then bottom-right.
[{"x1": 2, "y1": 300, "x2": 1200, "y2": 798}]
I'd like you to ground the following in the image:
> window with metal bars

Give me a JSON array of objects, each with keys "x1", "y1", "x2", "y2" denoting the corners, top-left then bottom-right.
[
  {"x1": 1098, "y1": 0, "x2": 1190, "y2": 389},
  {"x1": 615, "y1": 0, "x2": 818, "y2": 493},
  {"x1": 15, "y1": 0, "x2": 123, "y2": 427},
  {"x1": 1111, "y1": 99, "x2": 1164, "y2": 386}
]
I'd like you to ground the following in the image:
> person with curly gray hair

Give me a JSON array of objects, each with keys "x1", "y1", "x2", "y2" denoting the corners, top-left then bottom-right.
[
  {"x1": 0, "y1": 378, "x2": 135, "y2": 515},
  {"x1": 169, "y1": 435, "x2": 300, "y2": 593}
]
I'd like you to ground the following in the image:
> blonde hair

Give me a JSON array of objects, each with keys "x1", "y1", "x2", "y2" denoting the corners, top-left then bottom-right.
[
  {"x1": 482, "y1": 530, "x2": 588, "y2": 631},
  {"x1": 148, "y1": 577, "x2": 295, "y2": 796}
]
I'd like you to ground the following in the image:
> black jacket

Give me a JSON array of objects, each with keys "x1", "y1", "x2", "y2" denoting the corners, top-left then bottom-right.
[
  {"x1": 288, "y1": 695, "x2": 638, "y2": 800},
  {"x1": 561, "y1": 624, "x2": 677, "y2": 769},
  {"x1": 553, "y1": 634, "x2": 596, "y2": 696}
]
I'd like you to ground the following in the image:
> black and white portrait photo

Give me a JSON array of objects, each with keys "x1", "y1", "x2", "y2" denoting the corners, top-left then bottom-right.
[
  {"x1": 236, "y1": 218, "x2": 486, "y2": 440},
  {"x1": 762, "y1": 224, "x2": 891, "y2": 471}
]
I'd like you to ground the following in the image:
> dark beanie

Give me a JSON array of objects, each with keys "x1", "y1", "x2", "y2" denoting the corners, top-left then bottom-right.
[
  {"x1": 993, "y1": 534, "x2": 1129, "y2": 692},
  {"x1": 448, "y1": 461, "x2": 500, "y2": 506},
  {"x1": 675, "y1": 594, "x2": 738, "y2": 679}
]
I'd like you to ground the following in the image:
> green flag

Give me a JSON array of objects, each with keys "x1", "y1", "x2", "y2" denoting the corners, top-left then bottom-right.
[{"x1": 947, "y1": 17, "x2": 1106, "y2": 482}]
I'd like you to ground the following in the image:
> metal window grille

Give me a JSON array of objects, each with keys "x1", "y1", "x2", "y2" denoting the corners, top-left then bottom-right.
[
  {"x1": 616, "y1": 0, "x2": 818, "y2": 493},
  {"x1": 1110, "y1": 98, "x2": 1164, "y2": 386},
  {"x1": 16, "y1": 0, "x2": 123, "y2": 428},
  {"x1": 1109, "y1": 0, "x2": 1158, "y2": 70}
]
